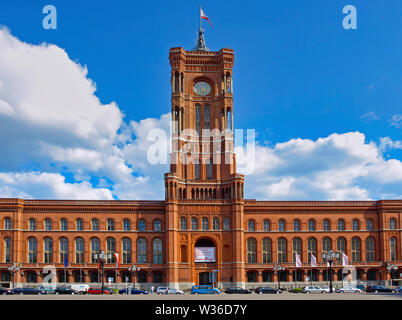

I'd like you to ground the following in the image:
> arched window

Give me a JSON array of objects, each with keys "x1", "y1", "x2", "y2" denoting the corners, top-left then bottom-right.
[
  {"x1": 202, "y1": 217, "x2": 209, "y2": 231},
  {"x1": 107, "y1": 219, "x2": 115, "y2": 231},
  {"x1": 278, "y1": 220, "x2": 285, "y2": 232},
  {"x1": 4, "y1": 218, "x2": 11, "y2": 230},
  {"x1": 90, "y1": 238, "x2": 100, "y2": 263},
  {"x1": 248, "y1": 220, "x2": 255, "y2": 232},
  {"x1": 153, "y1": 238, "x2": 163, "y2": 264},
  {"x1": 262, "y1": 238, "x2": 272, "y2": 263},
  {"x1": 60, "y1": 219, "x2": 68, "y2": 231},
  {"x1": 44, "y1": 219, "x2": 52, "y2": 231},
  {"x1": 195, "y1": 104, "x2": 201, "y2": 136},
  {"x1": 28, "y1": 238, "x2": 37, "y2": 263},
  {"x1": 293, "y1": 219, "x2": 300, "y2": 232},
  {"x1": 122, "y1": 238, "x2": 132, "y2": 264},
  {"x1": 308, "y1": 219, "x2": 315, "y2": 231},
  {"x1": 322, "y1": 237, "x2": 332, "y2": 254},
  {"x1": 180, "y1": 217, "x2": 187, "y2": 231},
  {"x1": 389, "y1": 218, "x2": 396, "y2": 230},
  {"x1": 247, "y1": 238, "x2": 257, "y2": 263},
  {"x1": 59, "y1": 238, "x2": 68, "y2": 263},
  {"x1": 44, "y1": 238, "x2": 53, "y2": 263},
  {"x1": 106, "y1": 238, "x2": 116, "y2": 263},
  {"x1": 336, "y1": 237, "x2": 346, "y2": 262},
  {"x1": 75, "y1": 238, "x2": 84, "y2": 263},
  {"x1": 191, "y1": 217, "x2": 198, "y2": 231},
  {"x1": 76, "y1": 219, "x2": 83, "y2": 231},
  {"x1": 213, "y1": 217, "x2": 219, "y2": 230},
  {"x1": 153, "y1": 219, "x2": 161, "y2": 231},
  {"x1": 263, "y1": 220, "x2": 270, "y2": 232},
  {"x1": 92, "y1": 219, "x2": 99, "y2": 231},
  {"x1": 137, "y1": 238, "x2": 147, "y2": 263},
  {"x1": 390, "y1": 237, "x2": 396, "y2": 261},
  {"x1": 323, "y1": 219, "x2": 330, "y2": 231},
  {"x1": 123, "y1": 219, "x2": 131, "y2": 231},
  {"x1": 138, "y1": 219, "x2": 146, "y2": 231},
  {"x1": 292, "y1": 238, "x2": 301, "y2": 262},
  {"x1": 307, "y1": 238, "x2": 316, "y2": 262},
  {"x1": 351, "y1": 237, "x2": 361, "y2": 262},
  {"x1": 29, "y1": 218, "x2": 36, "y2": 231},
  {"x1": 4, "y1": 238, "x2": 11, "y2": 263},
  {"x1": 337, "y1": 219, "x2": 345, "y2": 231},
  {"x1": 204, "y1": 104, "x2": 210, "y2": 130},
  {"x1": 352, "y1": 219, "x2": 359, "y2": 231},
  {"x1": 366, "y1": 219, "x2": 373, "y2": 231},
  {"x1": 366, "y1": 237, "x2": 375, "y2": 262},
  {"x1": 277, "y1": 238, "x2": 287, "y2": 262},
  {"x1": 223, "y1": 218, "x2": 230, "y2": 231}
]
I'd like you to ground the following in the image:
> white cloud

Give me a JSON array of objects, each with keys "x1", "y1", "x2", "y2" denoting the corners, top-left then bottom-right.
[
  {"x1": 361, "y1": 111, "x2": 380, "y2": 121},
  {"x1": 243, "y1": 132, "x2": 402, "y2": 200},
  {"x1": 389, "y1": 114, "x2": 402, "y2": 128}
]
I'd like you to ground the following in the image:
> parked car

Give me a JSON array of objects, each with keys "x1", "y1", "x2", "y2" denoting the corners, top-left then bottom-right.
[
  {"x1": 191, "y1": 285, "x2": 221, "y2": 294},
  {"x1": 0, "y1": 286, "x2": 11, "y2": 295},
  {"x1": 118, "y1": 288, "x2": 148, "y2": 295},
  {"x1": 71, "y1": 284, "x2": 89, "y2": 294},
  {"x1": 396, "y1": 286, "x2": 402, "y2": 293},
  {"x1": 335, "y1": 286, "x2": 363, "y2": 293},
  {"x1": 302, "y1": 286, "x2": 326, "y2": 294},
  {"x1": 87, "y1": 287, "x2": 113, "y2": 294},
  {"x1": 38, "y1": 286, "x2": 56, "y2": 294},
  {"x1": 11, "y1": 287, "x2": 47, "y2": 295},
  {"x1": 156, "y1": 287, "x2": 184, "y2": 294},
  {"x1": 224, "y1": 287, "x2": 252, "y2": 294},
  {"x1": 54, "y1": 286, "x2": 77, "y2": 295},
  {"x1": 254, "y1": 287, "x2": 282, "y2": 294},
  {"x1": 366, "y1": 286, "x2": 397, "y2": 293},
  {"x1": 320, "y1": 286, "x2": 331, "y2": 293}
]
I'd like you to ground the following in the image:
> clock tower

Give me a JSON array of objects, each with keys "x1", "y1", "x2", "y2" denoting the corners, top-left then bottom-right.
[{"x1": 164, "y1": 29, "x2": 246, "y2": 288}]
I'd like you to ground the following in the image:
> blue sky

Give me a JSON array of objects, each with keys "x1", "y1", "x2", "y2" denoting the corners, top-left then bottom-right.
[{"x1": 0, "y1": 0, "x2": 401, "y2": 200}]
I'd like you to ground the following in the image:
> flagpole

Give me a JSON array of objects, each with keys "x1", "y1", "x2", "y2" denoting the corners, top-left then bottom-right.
[
  {"x1": 199, "y1": 5, "x2": 202, "y2": 31},
  {"x1": 310, "y1": 253, "x2": 313, "y2": 286}
]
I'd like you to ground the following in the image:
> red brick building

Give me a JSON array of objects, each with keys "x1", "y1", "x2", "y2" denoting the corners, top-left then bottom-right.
[{"x1": 0, "y1": 32, "x2": 401, "y2": 289}]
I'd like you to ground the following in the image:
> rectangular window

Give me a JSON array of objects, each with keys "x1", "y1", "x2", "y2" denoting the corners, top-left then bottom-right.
[
  {"x1": 194, "y1": 163, "x2": 200, "y2": 180},
  {"x1": 206, "y1": 162, "x2": 213, "y2": 179},
  {"x1": 195, "y1": 105, "x2": 201, "y2": 135}
]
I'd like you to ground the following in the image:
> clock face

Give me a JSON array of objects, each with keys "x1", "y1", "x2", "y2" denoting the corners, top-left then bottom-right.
[{"x1": 193, "y1": 81, "x2": 211, "y2": 96}]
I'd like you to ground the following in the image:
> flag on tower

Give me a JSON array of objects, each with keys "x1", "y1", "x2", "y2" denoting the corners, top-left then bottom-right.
[
  {"x1": 295, "y1": 253, "x2": 302, "y2": 267},
  {"x1": 311, "y1": 254, "x2": 317, "y2": 267},
  {"x1": 342, "y1": 252, "x2": 349, "y2": 266},
  {"x1": 200, "y1": 7, "x2": 213, "y2": 28}
]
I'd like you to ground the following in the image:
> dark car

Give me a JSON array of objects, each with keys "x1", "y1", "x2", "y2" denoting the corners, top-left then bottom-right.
[
  {"x1": 255, "y1": 287, "x2": 282, "y2": 294},
  {"x1": 54, "y1": 286, "x2": 77, "y2": 295},
  {"x1": 87, "y1": 287, "x2": 113, "y2": 294},
  {"x1": 366, "y1": 286, "x2": 397, "y2": 293},
  {"x1": 0, "y1": 287, "x2": 11, "y2": 295},
  {"x1": 118, "y1": 288, "x2": 148, "y2": 295},
  {"x1": 11, "y1": 287, "x2": 47, "y2": 295},
  {"x1": 224, "y1": 287, "x2": 252, "y2": 294}
]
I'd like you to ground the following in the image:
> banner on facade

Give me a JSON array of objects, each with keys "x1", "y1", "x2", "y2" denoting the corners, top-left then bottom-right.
[{"x1": 194, "y1": 247, "x2": 216, "y2": 262}]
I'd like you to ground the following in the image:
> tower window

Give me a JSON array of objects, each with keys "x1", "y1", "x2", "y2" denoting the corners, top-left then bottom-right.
[
  {"x1": 204, "y1": 104, "x2": 210, "y2": 130},
  {"x1": 195, "y1": 104, "x2": 201, "y2": 136},
  {"x1": 206, "y1": 162, "x2": 213, "y2": 179},
  {"x1": 194, "y1": 163, "x2": 200, "y2": 180}
]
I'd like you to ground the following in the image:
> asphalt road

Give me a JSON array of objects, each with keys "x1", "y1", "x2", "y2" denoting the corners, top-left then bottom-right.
[{"x1": 0, "y1": 292, "x2": 401, "y2": 300}]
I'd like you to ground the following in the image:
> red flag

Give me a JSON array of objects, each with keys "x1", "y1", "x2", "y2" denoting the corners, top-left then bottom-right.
[{"x1": 200, "y1": 8, "x2": 213, "y2": 28}]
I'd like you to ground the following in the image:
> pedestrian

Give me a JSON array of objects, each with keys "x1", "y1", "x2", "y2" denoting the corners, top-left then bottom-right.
[{"x1": 151, "y1": 285, "x2": 154, "y2": 294}]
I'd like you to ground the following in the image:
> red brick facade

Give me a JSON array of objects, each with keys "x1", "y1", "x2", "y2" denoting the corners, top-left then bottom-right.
[{"x1": 0, "y1": 46, "x2": 400, "y2": 289}]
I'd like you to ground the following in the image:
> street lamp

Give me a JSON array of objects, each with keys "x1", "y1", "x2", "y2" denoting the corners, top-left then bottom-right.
[
  {"x1": 129, "y1": 264, "x2": 140, "y2": 291},
  {"x1": 94, "y1": 250, "x2": 111, "y2": 294},
  {"x1": 8, "y1": 263, "x2": 21, "y2": 289},
  {"x1": 322, "y1": 251, "x2": 340, "y2": 293},
  {"x1": 274, "y1": 263, "x2": 285, "y2": 290}
]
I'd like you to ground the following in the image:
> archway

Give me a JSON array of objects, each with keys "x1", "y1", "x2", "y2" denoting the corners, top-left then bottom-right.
[{"x1": 199, "y1": 272, "x2": 212, "y2": 285}]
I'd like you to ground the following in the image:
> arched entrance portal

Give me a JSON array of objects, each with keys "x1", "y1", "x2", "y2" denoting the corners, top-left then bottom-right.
[{"x1": 193, "y1": 238, "x2": 218, "y2": 285}]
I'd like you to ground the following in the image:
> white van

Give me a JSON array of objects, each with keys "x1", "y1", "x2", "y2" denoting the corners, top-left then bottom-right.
[{"x1": 70, "y1": 284, "x2": 89, "y2": 294}]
